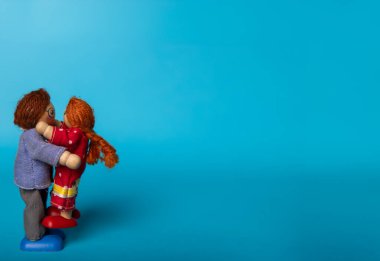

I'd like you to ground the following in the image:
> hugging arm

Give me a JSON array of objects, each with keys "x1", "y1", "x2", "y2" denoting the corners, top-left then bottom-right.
[
  {"x1": 36, "y1": 121, "x2": 81, "y2": 147},
  {"x1": 24, "y1": 130, "x2": 81, "y2": 169}
]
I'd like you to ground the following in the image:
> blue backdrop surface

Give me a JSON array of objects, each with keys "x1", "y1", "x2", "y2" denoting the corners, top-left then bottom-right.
[{"x1": 0, "y1": 0, "x2": 380, "y2": 260}]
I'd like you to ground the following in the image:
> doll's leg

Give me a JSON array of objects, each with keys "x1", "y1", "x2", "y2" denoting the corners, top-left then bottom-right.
[
  {"x1": 42, "y1": 194, "x2": 77, "y2": 228},
  {"x1": 41, "y1": 188, "x2": 48, "y2": 210},
  {"x1": 60, "y1": 210, "x2": 73, "y2": 219},
  {"x1": 46, "y1": 206, "x2": 81, "y2": 219},
  {"x1": 19, "y1": 189, "x2": 46, "y2": 241},
  {"x1": 41, "y1": 174, "x2": 78, "y2": 228}
]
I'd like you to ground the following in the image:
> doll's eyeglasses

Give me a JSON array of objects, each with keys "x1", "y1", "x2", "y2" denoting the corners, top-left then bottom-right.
[{"x1": 46, "y1": 107, "x2": 55, "y2": 118}]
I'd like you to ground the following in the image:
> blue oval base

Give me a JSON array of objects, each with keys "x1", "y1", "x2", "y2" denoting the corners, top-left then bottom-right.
[
  {"x1": 20, "y1": 235, "x2": 64, "y2": 251},
  {"x1": 46, "y1": 229, "x2": 66, "y2": 241}
]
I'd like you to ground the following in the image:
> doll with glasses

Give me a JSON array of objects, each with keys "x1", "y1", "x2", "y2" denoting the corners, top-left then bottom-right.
[
  {"x1": 14, "y1": 89, "x2": 81, "y2": 251},
  {"x1": 36, "y1": 97, "x2": 119, "y2": 228}
]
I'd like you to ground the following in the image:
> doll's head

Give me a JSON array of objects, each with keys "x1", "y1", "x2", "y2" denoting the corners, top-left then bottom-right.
[
  {"x1": 14, "y1": 88, "x2": 56, "y2": 129},
  {"x1": 64, "y1": 97, "x2": 118, "y2": 168},
  {"x1": 64, "y1": 97, "x2": 94, "y2": 130}
]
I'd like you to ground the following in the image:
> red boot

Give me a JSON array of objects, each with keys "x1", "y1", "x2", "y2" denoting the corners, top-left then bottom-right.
[
  {"x1": 42, "y1": 216, "x2": 77, "y2": 229},
  {"x1": 47, "y1": 206, "x2": 81, "y2": 219}
]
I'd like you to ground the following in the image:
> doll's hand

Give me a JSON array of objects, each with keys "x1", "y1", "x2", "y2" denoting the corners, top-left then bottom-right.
[
  {"x1": 66, "y1": 154, "x2": 82, "y2": 169},
  {"x1": 36, "y1": 121, "x2": 53, "y2": 140},
  {"x1": 59, "y1": 151, "x2": 81, "y2": 170}
]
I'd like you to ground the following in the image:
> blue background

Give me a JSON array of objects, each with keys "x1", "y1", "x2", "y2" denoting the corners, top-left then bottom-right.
[{"x1": 1, "y1": 0, "x2": 380, "y2": 260}]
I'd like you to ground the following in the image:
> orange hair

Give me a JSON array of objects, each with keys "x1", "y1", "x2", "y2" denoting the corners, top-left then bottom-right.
[{"x1": 65, "y1": 97, "x2": 119, "y2": 168}]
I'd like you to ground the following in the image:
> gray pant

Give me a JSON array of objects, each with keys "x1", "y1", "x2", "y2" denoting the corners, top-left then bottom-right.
[{"x1": 19, "y1": 188, "x2": 48, "y2": 241}]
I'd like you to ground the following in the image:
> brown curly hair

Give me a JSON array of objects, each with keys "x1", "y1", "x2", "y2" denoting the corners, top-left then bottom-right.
[
  {"x1": 65, "y1": 97, "x2": 119, "y2": 168},
  {"x1": 14, "y1": 88, "x2": 51, "y2": 130}
]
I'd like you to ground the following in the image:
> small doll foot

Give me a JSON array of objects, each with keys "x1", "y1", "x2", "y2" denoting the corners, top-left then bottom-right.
[
  {"x1": 47, "y1": 206, "x2": 81, "y2": 219},
  {"x1": 42, "y1": 216, "x2": 77, "y2": 229},
  {"x1": 20, "y1": 235, "x2": 64, "y2": 251}
]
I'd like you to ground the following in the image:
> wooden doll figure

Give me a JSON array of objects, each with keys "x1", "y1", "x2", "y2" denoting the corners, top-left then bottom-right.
[
  {"x1": 14, "y1": 89, "x2": 81, "y2": 251},
  {"x1": 36, "y1": 97, "x2": 119, "y2": 228}
]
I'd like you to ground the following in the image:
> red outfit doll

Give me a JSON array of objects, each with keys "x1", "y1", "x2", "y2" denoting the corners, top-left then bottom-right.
[
  {"x1": 36, "y1": 97, "x2": 119, "y2": 228},
  {"x1": 50, "y1": 122, "x2": 88, "y2": 211}
]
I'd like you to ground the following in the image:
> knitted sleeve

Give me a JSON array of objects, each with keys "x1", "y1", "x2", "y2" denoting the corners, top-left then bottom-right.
[{"x1": 23, "y1": 129, "x2": 66, "y2": 166}]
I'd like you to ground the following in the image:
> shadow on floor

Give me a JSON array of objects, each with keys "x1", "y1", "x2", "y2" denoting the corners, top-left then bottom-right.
[{"x1": 64, "y1": 195, "x2": 148, "y2": 244}]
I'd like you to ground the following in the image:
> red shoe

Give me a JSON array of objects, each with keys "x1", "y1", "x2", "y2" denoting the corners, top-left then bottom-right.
[
  {"x1": 42, "y1": 216, "x2": 77, "y2": 229},
  {"x1": 46, "y1": 206, "x2": 60, "y2": 217},
  {"x1": 47, "y1": 206, "x2": 81, "y2": 219}
]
